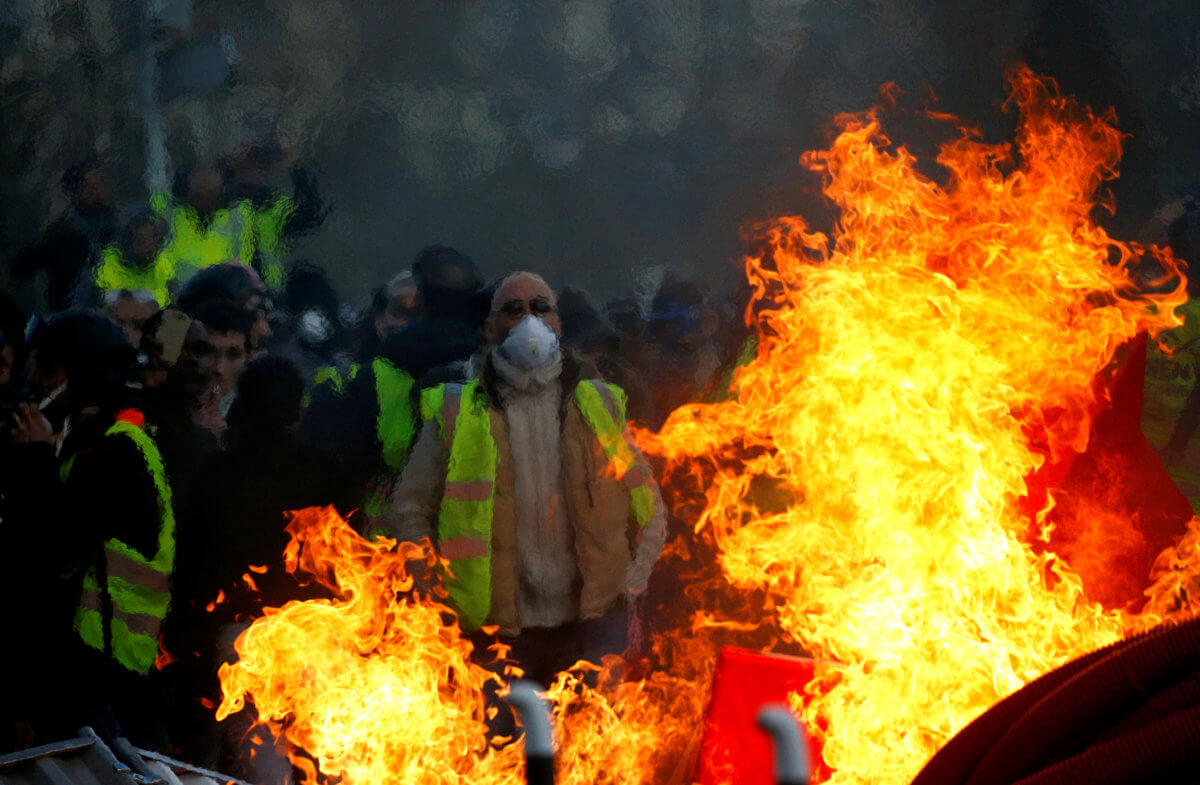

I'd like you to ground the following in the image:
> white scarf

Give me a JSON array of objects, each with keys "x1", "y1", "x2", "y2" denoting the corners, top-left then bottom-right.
[{"x1": 495, "y1": 357, "x2": 578, "y2": 628}]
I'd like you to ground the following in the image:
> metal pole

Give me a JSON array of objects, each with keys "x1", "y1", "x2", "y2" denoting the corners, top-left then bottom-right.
[
  {"x1": 757, "y1": 704, "x2": 812, "y2": 785},
  {"x1": 137, "y1": 0, "x2": 168, "y2": 196},
  {"x1": 505, "y1": 681, "x2": 555, "y2": 785}
]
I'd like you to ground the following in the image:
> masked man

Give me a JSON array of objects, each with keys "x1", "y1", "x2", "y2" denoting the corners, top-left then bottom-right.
[{"x1": 385, "y1": 272, "x2": 666, "y2": 685}]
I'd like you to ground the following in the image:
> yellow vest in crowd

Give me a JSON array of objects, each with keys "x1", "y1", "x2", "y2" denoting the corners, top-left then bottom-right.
[
  {"x1": 422, "y1": 378, "x2": 656, "y2": 631},
  {"x1": 153, "y1": 194, "x2": 254, "y2": 281},
  {"x1": 1145, "y1": 298, "x2": 1200, "y2": 434},
  {"x1": 94, "y1": 245, "x2": 176, "y2": 306},
  {"x1": 240, "y1": 195, "x2": 294, "y2": 289},
  {"x1": 67, "y1": 419, "x2": 176, "y2": 675}
]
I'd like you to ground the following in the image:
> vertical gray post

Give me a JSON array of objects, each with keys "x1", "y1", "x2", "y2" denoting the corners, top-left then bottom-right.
[
  {"x1": 138, "y1": 0, "x2": 165, "y2": 194},
  {"x1": 139, "y1": 0, "x2": 193, "y2": 194},
  {"x1": 757, "y1": 704, "x2": 812, "y2": 785},
  {"x1": 505, "y1": 681, "x2": 555, "y2": 785}
]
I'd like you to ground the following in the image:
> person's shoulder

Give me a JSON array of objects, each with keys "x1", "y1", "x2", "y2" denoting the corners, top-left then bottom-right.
[
  {"x1": 70, "y1": 422, "x2": 157, "y2": 483},
  {"x1": 573, "y1": 377, "x2": 628, "y2": 399},
  {"x1": 569, "y1": 379, "x2": 631, "y2": 428}
]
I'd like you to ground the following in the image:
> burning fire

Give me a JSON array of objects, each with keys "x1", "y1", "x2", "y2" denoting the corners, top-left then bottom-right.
[
  {"x1": 217, "y1": 68, "x2": 1200, "y2": 785},
  {"x1": 215, "y1": 510, "x2": 527, "y2": 785},
  {"x1": 639, "y1": 65, "x2": 1194, "y2": 784},
  {"x1": 217, "y1": 506, "x2": 711, "y2": 785}
]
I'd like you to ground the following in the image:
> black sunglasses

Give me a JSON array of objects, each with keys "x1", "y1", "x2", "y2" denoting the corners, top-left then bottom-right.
[{"x1": 498, "y1": 297, "x2": 556, "y2": 318}]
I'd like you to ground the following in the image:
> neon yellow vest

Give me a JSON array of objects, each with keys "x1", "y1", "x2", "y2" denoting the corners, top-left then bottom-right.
[
  {"x1": 422, "y1": 378, "x2": 654, "y2": 629},
  {"x1": 154, "y1": 194, "x2": 254, "y2": 280},
  {"x1": 94, "y1": 245, "x2": 176, "y2": 307},
  {"x1": 708, "y1": 334, "x2": 759, "y2": 403},
  {"x1": 312, "y1": 362, "x2": 362, "y2": 395},
  {"x1": 69, "y1": 420, "x2": 176, "y2": 675},
  {"x1": 375, "y1": 358, "x2": 417, "y2": 471},
  {"x1": 362, "y1": 359, "x2": 418, "y2": 519},
  {"x1": 242, "y1": 195, "x2": 293, "y2": 289}
]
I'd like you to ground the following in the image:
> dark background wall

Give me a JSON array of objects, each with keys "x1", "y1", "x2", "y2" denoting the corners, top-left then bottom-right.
[{"x1": 4, "y1": 0, "x2": 1200, "y2": 306}]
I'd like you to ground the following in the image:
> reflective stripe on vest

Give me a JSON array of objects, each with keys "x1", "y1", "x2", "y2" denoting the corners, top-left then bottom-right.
[
  {"x1": 70, "y1": 420, "x2": 176, "y2": 675},
  {"x1": 573, "y1": 380, "x2": 657, "y2": 528},
  {"x1": 423, "y1": 380, "x2": 496, "y2": 630},
  {"x1": 375, "y1": 358, "x2": 417, "y2": 471}
]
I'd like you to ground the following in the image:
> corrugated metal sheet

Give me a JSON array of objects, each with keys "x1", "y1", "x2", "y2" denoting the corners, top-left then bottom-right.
[
  {"x1": 0, "y1": 729, "x2": 144, "y2": 785},
  {"x1": 0, "y1": 729, "x2": 251, "y2": 785}
]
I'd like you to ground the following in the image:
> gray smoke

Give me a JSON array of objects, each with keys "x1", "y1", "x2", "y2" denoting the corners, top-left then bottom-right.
[{"x1": 5, "y1": 0, "x2": 1200, "y2": 303}]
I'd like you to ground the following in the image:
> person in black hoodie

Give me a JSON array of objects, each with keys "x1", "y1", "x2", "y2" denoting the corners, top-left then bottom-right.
[
  {"x1": 301, "y1": 245, "x2": 485, "y2": 523},
  {"x1": 6, "y1": 310, "x2": 170, "y2": 749},
  {"x1": 167, "y1": 355, "x2": 352, "y2": 770},
  {"x1": 381, "y1": 245, "x2": 487, "y2": 384}
]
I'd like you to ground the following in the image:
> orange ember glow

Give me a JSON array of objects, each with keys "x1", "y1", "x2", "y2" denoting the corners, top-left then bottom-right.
[{"x1": 217, "y1": 68, "x2": 1200, "y2": 785}]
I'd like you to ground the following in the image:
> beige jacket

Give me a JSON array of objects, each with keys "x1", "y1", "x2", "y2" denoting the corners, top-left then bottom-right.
[{"x1": 386, "y1": 376, "x2": 667, "y2": 635}]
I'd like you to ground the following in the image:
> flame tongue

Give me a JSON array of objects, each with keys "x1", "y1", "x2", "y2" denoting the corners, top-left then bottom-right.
[
  {"x1": 216, "y1": 509, "x2": 527, "y2": 785},
  {"x1": 644, "y1": 66, "x2": 1188, "y2": 784}
]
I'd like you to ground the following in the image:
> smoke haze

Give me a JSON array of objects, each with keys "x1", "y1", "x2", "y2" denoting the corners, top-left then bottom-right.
[{"x1": 5, "y1": 0, "x2": 1200, "y2": 303}]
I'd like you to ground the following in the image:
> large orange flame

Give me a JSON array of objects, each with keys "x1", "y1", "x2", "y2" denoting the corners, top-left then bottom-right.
[
  {"x1": 640, "y1": 65, "x2": 1195, "y2": 783},
  {"x1": 217, "y1": 68, "x2": 1200, "y2": 785}
]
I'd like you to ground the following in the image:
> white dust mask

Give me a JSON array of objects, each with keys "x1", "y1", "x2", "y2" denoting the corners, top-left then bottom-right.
[{"x1": 499, "y1": 314, "x2": 561, "y2": 371}]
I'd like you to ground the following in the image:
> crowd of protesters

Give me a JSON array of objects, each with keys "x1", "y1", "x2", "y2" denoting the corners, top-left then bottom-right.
[{"x1": 0, "y1": 151, "x2": 757, "y2": 775}]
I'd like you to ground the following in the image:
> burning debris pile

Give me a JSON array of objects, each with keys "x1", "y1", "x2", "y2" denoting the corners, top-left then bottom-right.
[{"x1": 217, "y1": 68, "x2": 1200, "y2": 785}]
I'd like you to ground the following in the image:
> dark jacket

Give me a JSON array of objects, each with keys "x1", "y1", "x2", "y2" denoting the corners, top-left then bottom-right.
[
  {"x1": 381, "y1": 311, "x2": 481, "y2": 385},
  {"x1": 143, "y1": 387, "x2": 220, "y2": 499},
  {"x1": 0, "y1": 409, "x2": 165, "y2": 744},
  {"x1": 300, "y1": 313, "x2": 479, "y2": 490},
  {"x1": 170, "y1": 430, "x2": 353, "y2": 644},
  {"x1": 12, "y1": 205, "x2": 117, "y2": 311}
]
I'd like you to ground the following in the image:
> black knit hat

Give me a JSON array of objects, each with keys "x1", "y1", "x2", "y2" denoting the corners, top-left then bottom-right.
[{"x1": 411, "y1": 245, "x2": 482, "y2": 314}]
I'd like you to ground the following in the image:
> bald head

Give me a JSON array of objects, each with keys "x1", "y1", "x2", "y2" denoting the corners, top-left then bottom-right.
[{"x1": 485, "y1": 271, "x2": 561, "y2": 344}]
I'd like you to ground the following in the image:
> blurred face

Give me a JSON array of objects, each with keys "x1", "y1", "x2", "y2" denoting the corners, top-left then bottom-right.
[
  {"x1": 188, "y1": 168, "x2": 224, "y2": 214},
  {"x1": 140, "y1": 337, "x2": 169, "y2": 390},
  {"x1": 234, "y1": 157, "x2": 270, "y2": 190},
  {"x1": 485, "y1": 273, "x2": 561, "y2": 345},
  {"x1": 142, "y1": 319, "x2": 209, "y2": 394},
  {"x1": 375, "y1": 284, "x2": 419, "y2": 338},
  {"x1": 28, "y1": 353, "x2": 67, "y2": 401},
  {"x1": 204, "y1": 330, "x2": 248, "y2": 396},
  {"x1": 77, "y1": 167, "x2": 112, "y2": 209},
  {"x1": 130, "y1": 220, "x2": 163, "y2": 263},
  {"x1": 646, "y1": 302, "x2": 718, "y2": 353},
  {"x1": 174, "y1": 323, "x2": 212, "y2": 398},
  {"x1": 105, "y1": 295, "x2": 159, "y2": 348}
]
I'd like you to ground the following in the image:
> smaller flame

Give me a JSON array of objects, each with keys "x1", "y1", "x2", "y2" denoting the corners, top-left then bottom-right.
[
  {"x1": 154, "y1": 642, "x2": 176, "y2": 671},
  {"x1": 205, "y1": 589, "x2": 226, "y2": 613},
  {"x1": 217, "y1": 506, "x2": 527, "y2": 785}
]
